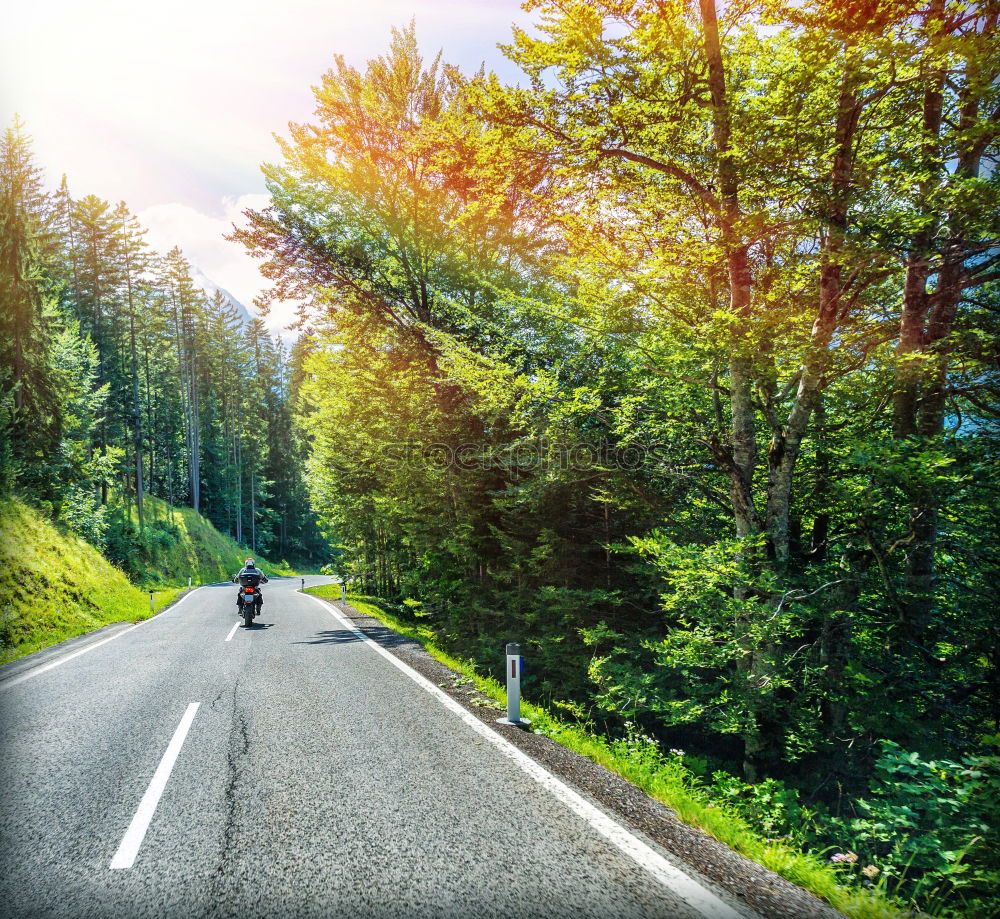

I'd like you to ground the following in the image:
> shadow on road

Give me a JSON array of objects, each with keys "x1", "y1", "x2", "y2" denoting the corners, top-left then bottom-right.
[
  {"x1": 294, "y1": 629, "x2": 361, "y2": 645},
  {"x1": 242, "y1": 622, "x2": 275, "y2": 630},
  {"x1": 363, "y1": 626, "x2": 418, "y2": 649},
  {"x1": 294, "y1": 627, "x2": 415, "y2": 649}
]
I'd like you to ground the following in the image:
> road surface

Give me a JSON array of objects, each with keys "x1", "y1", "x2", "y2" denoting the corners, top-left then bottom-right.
[{"x1": 0, "y1": 576, "x2": 756, "y2": 919}]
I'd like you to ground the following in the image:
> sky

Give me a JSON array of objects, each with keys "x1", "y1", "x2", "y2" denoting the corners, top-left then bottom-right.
[{"x1": 0, "y1": 0, "x2": 530, "y2": 335}]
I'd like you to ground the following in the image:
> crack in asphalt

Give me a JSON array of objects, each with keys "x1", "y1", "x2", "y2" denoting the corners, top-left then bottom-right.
[
  {"x1": 208, "y1": 686, "x2": 228, "y2": 710},
  {"x1": 211, "y1": 678, "x2": 250, "y2": 887}
]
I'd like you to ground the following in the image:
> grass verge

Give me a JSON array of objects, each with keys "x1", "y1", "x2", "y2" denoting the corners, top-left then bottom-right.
[
  {"x1": 305, "y1": 586, "x2": 909, "y2": 919},
  {"x1": 0, "y1": 498, "x2": 188, "y2": 664},
  {"x1": 0, "y1": 495, "x2": 296, "y2": 665}
]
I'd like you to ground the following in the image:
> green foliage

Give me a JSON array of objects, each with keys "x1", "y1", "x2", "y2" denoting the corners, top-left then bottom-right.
[
  {"x1": 59, "y1": 485, "x2": 110, "y2": 548},
  {"x1": 835, "y1": 742, "x2": 1000, "y2": 916},
  {"x1": 264, "y1": 12, "x2": 999, "y2": 914},
  {"x1": 0, "y1": 497, "x2": 182, "y2": 663},
  {"x1": 308, "y1": 587, "x2": 911, "y2": 919},
  {"x1": 700, "y1": 740, "x2": 1000, "y2": 918},
  {"x1": 708, "y1": 772, "x2": 819, "y2": 846}
]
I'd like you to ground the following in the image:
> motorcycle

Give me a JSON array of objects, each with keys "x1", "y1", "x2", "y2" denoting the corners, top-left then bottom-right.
[{"x1": 236, "y1": 572, "x2": 261, "y2": 627}]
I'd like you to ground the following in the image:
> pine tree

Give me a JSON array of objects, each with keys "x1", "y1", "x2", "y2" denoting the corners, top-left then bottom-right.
[
  {"x1": 0, "y1": 117, "x2": 60, "y2": 487},
  {"x1": 113, "y1": 201, "x2": 152, "y2": 528}
]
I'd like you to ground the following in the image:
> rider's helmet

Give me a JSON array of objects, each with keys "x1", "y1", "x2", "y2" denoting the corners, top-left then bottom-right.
[{"x1": 245, "y1": 558, "x2": 255, "y2": 568}]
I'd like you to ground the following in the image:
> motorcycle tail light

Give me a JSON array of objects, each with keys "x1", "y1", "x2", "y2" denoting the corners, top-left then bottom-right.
[{"x1": 245, "y1": 587, "x2": 255, "y2": 593}]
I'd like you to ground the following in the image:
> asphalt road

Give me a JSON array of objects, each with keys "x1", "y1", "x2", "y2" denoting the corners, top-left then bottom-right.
[{"x1": 0, "y1": 576, "x2": 756, "y2": 919}]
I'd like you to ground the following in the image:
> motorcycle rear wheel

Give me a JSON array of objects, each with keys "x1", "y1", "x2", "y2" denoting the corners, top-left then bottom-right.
[{"x1": 243, "y1": 603, "x2": 253, "y2": 628}]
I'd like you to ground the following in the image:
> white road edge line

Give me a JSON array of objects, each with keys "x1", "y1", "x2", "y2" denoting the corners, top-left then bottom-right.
[
  {"x1": 0, "y1": 587, "x2": 205, "y2": 691},
  {"x1": 224, "y1": 622, "x2": 240, "y2": 642},
  {"x1": 303, "y1": 593, "x2": 747, "y2": 919},
  {"x1": 110, "y1": 702, "x2": 200, "y2": 870}
]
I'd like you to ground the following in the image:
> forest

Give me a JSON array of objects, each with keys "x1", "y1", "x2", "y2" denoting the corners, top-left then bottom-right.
[
  {"x1": 2, "y1": 0, "x2": 998, "y2": 916},
  {"x1": 0, "y1": 117, "x2": 325, "y2": 576},
  {"x1": 234, "y1": 1, "x2": 998, "y2": 914}
]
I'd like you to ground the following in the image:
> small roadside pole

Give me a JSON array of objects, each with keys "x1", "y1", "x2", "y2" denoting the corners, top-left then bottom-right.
[
  {"x1": 188, "y1": 576, "x2": 192, "y2": 589},
  {"x1": 149, "y1": 590, "x2": 154, "y2": 615},
  {"x1": 301, "y1": 577, "x2": 305, "y2": 590},
  {"x1": 341, "y1": 581, "x2": 347, "y2": 603},
  {"x1": 497, "y1": 642, "x2": 530, "y2": 728}
]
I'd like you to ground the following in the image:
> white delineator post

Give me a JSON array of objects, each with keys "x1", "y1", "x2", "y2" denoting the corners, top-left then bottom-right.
[
  {"x1": 149, "y1": 590, "x2": 154, "y2": 615},
  {"x1": 301, "y1": 577, "x2": 305, "y2": 590},
  {"x1": 498, "y1": 642, "x2": 530, "y2": 727},
  {"x1": 188, "y1": 576, "x2": 192, "y2": 588},
  {"x1": 341, "y1": 581, "x2": 347, "y2": 603}
]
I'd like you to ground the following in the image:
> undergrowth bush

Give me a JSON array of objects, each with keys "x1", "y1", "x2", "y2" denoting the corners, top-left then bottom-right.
[
  {"x1": 708, "y1": 772, "x2": 821, "y2": 848},
  {"x1": 102, "y1": 508, "x2": 181, "y2": 579},
  {"x1": 59, "y1": 486, "x2": 109, "y2": 549},
  {"x1": 831, "y1": 741, "x2": 1000, "y2": 917},
  {"x1": 700, "y1": 740, "x2": 1000, "y2": 917}
]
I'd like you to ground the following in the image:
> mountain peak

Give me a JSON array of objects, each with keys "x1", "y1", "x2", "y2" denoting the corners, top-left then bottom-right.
[{"x1": 189, "y1": 264, "x2": 254, "y2": 326}]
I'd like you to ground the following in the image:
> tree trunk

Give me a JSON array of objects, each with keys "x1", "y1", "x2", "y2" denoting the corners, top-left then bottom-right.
[
  {"x1": 90, "y1": 236, "x2": 108, "y2": 506},
  {"x1": 124, "y1": 271, "x2": 144, "y2": 529},
  {"x1": 143, "y1": 338, "x2": 154, "y2": 500},
  {"x1": 810, "y1": 396, "x2": 830, "y2": 561},
  {"x1": 700, "y1": 0, "x2": 774, "y2": 780},
  {"x1": 235, "y1": 430, "x2": 243, "y2": 545},
  {"x1": 894, "y1": 29, "x2": 944, "y2": 438},
  {"x1": 700, "y1": 0, "x2": 758, "y2": 541},
  {"x1": 891, "y1": 14, "x2": 988, "y2": 642},
  {"x1": 765, "y1": 52, "x2": 860, "y2": 567},
  {"x1": 171, "y1": 287, "x2": 195, "y2": 509},
  {"x1": 250, "y1": 469, "x2": 256, "y2": 552},
  {"x1": 190, "y1": 341, "x2": 200, "y2": 512}
]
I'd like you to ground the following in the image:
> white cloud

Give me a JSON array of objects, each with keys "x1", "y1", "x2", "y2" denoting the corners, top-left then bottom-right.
[
  {"x1": 3, "y1": 0, "x2": 533, "y2": 342},
  {"x1": 138, "y1": 195, "x2": 300, "y2": 337},
  {"x1": 2, "y1": 0, "x2": 529, "y2": 213}
]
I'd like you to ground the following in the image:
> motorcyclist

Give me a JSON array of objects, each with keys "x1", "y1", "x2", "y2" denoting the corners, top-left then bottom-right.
[{"x1": 232, "y1": 558, "x2": 268, "y2": 615}]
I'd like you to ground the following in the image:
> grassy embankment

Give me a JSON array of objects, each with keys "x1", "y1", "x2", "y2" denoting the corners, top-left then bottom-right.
[
  {"x1": 0, "y1": 495, "x2": 291, "y2": 664},
  {"x1": 305, "y1": 585, "x2": 908, "y2": 919},
  {"x1": 122, "y1": 492, "x2": 294, "y2": 586}
]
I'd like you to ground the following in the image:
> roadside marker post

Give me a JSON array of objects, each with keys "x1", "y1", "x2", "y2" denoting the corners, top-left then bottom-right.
[
  {"x1": 149, "y1": 590, "x2": 154, "y2": 615},
  {"x1": 341, "y1": 581, "x2": 346, "y2": 602},
  {"x1": 301, "y1": 577, "x2": 305, "y2": 590},
  {"x1": 498, "y1": 642, "x2": 530, "y2": 728},
  {"x1": 188, "y1": 576, "x2": 192, "y2": 588}
]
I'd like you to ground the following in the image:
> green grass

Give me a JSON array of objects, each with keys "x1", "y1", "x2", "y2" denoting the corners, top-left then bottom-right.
[
  {"x1": 306, "y1": 586, "x2": 909, "y2": 919},
  {"x1": 0, "y1": 495, "x2": 295, "y2": 665},
  {"x1": 123, "y1": 493, "x2": 295, "y2": 586},
  {"x1": 0, "y1": 498, "x2": 184, "y2": 664}
]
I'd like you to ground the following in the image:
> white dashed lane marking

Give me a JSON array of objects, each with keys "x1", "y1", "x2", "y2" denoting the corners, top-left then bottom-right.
[{"x1": 109, "y1": 702, "x2": 201, "y2": 870}]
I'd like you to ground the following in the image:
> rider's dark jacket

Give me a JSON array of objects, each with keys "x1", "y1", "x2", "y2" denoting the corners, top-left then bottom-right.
[
  {"x1": 233, "y1": 565, "x2": 268, "y2": 606},
  {"x1": 234, "y1": 565, "x2": 269, "y2": 585}
]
